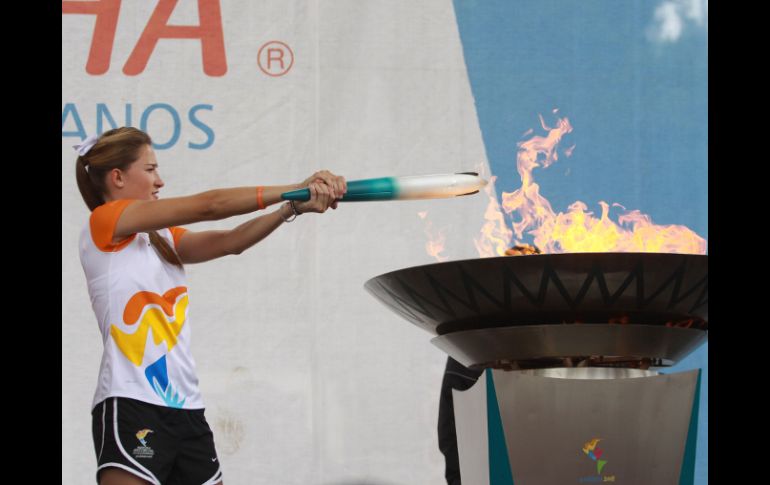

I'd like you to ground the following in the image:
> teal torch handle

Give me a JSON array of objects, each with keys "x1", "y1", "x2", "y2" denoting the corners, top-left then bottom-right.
[{"x1": 280, "y1": 177, "x2": 398, "y2": 202}]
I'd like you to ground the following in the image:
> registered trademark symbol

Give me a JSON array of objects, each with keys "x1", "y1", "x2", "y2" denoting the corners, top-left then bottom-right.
[{"x1": 257, "y1": 41, "x2": 294, "y2": 77}]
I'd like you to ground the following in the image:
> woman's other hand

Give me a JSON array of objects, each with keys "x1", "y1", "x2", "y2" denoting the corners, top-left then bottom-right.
[{"x1": 298, "y1": 170, "x2": 347, "y2": 209}]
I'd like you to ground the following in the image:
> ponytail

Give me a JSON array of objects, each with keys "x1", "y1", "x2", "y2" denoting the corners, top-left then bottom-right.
[{"x1": 148, "y1": 231, "x2": 184, "y2": 267}]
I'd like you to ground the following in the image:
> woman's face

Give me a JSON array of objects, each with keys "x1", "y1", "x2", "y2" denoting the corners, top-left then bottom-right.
[{"x1": 111, "y1": 144, "x2": 165, "y2": 200}]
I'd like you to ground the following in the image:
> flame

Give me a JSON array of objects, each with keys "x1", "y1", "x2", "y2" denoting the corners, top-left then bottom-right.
[
  {"x1": 501, "y1": 114, "x2": 572, "y2": 246},
  {"x1": 426, "y1": 112, "x2": 706, "y2": 260},
  {"x1": 418, "y1": 211, "x2": 449, "y2": 262},
  {"x1": 495, "y1": 113, "x2": 707, "y2": 254},
  {"x1": 474, "y1": 175, "x2": 513, "y2": 257}
]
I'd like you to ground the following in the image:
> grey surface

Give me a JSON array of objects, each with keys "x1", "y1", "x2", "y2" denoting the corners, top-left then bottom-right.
[
  {"x1": 432, "y1": 324, "x2": 707, "y2": 368},
  {"x1": 453, "y1": 377, "x2": 490, "y2": 485}
]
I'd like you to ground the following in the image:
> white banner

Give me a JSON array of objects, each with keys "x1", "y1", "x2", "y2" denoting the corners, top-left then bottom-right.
[{"x1": 63, "y1": 1, "x2": 491, "y2": 483}]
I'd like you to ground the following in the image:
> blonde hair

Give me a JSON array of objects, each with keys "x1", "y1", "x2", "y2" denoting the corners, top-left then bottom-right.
[{"x1": 75, "y1": 127, "x2": 183, "y2": 267}]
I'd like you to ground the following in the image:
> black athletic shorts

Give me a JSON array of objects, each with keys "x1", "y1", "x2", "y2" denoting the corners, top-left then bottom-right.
[{"x1": 92, "y1": 397, "x2": 223, "y2": 485}]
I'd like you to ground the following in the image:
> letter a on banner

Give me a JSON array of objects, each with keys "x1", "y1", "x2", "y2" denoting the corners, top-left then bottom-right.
[{"x1": 124, "y1": 0, "x2": 227, "y2": 76}]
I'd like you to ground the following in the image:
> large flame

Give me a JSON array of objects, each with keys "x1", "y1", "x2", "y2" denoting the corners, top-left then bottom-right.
[{"x1": 472, "y1": 111, "x2": 706, "y2": 255}]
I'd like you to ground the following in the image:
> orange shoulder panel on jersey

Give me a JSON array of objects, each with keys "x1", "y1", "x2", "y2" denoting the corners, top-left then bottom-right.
[
  {"x1": 90, "y1": 199, "x2": 138, "y2": 252},
  {"x1": 169, "y1": 226, "x2": 189, "y2": 249}
]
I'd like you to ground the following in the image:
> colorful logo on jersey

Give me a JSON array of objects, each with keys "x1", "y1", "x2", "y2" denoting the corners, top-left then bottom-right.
[
  {"x1": 111, "y1": 287, "x2": 189, "y2": 366},
  {"x1": 111, "y1": 287, "x2": 189, "y2": 408},
  {"x1": 582, "y1": 438, "x2": 608, "y2": 474}
]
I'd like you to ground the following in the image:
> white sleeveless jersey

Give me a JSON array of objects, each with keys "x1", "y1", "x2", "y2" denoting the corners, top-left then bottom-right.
[{"x1": 79, "y1": 199, "x2": 205, "y2": 411}]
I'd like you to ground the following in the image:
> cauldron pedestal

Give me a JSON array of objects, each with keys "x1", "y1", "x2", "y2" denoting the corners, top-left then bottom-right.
[{"x1": 452, "y1": 367, "x2": 701, "y2": 485}]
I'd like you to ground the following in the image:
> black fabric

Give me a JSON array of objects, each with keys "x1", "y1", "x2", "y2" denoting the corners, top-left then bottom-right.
[
  {"x1": 438, "y1": 357, "x2": 484, "y2": 485},
  {"x1": 92, "y1": 397, "x2": 222, "y2": 485}
]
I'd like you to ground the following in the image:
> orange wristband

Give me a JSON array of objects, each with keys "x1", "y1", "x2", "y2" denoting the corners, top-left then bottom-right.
[{"x1": 257, "y1": 186, "x2": 265, "y2": 210}]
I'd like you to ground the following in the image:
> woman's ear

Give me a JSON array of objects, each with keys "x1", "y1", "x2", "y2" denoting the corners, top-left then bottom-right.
[{"x1": 110, "y1": 168, "x2": 125, "y2": 189}]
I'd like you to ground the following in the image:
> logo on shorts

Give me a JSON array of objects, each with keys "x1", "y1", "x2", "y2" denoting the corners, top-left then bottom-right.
[{"x1": 133, "y1": 429, "x2": 155, "y2": 459}]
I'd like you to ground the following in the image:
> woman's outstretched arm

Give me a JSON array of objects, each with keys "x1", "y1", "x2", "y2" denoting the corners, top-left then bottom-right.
[
  {"x1": 111, "y1": 184, "x2": 297, "y2": 242},
  {"x1": 175, "y1": 182, "x2": 340, "y2": 263},
  {"x1": 112, "y1": 170, "x2": 347, "y2": 243}
]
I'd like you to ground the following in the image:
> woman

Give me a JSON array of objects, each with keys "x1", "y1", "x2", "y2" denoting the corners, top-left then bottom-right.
[{"x1": 75, "y1": 127, "x2": 346, "y2": 485}]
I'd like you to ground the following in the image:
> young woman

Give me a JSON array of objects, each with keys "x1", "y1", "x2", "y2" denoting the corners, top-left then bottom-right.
[{"x1": 75, "y1": 127, "x2": 347, "y2": 485}]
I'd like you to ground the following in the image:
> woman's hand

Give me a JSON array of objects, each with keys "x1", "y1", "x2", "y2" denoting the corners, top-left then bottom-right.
[
  {"x1": 297, "y1": 170, "x2": 347, "y2": 210},
  {"x1": 294, "y1": 182, "x2": 337, "y2": 214}
]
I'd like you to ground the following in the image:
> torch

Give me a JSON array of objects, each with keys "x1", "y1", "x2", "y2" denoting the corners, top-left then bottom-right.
[{"x1": 280, "y1": 172, "x2": 488, "y2": 202}]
